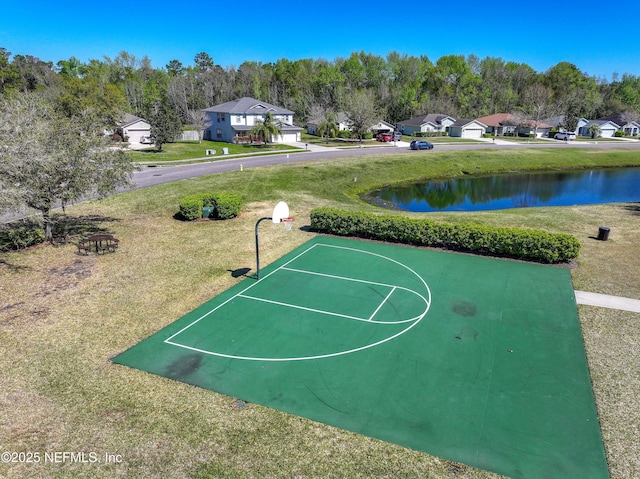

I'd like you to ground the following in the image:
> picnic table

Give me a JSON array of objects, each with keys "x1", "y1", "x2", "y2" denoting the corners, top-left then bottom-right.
[{"x1": 77, "y1": 234, "x2": 119, "y2": 255}]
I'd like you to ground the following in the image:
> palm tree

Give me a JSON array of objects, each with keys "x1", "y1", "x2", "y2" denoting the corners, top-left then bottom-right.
[
  {"x1": 250, "y1": 112, "x2": 282, "y2": 145},
  {"x1": 317, "y1": 112, "x2": 339, "y2": 143},
  {"x1": 588, "y1": 123, "x2": 601, "y2": 139}
]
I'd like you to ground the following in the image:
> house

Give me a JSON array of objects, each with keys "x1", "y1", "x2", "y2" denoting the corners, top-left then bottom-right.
[
  {"x1": 203, "y1": 97, "x2": 303, "y2": 144},
  {"x1": 475, "y1": 113, "x2": 518, "y2": 136},
  {"x1": 308, "y1": 113, "x2": 396, "y2": 137},
  {"x1": 516, "y1": 120, "x2": 553, "y2": 138},
  {"x1": 397, "y1": 114, "x2": 456, "y2": 136},
  {"x1": 307, "y1": 112, "x2": 351, "y2": 135},
  {"x1": 448, "y1": 119, "x2": 487, "y2": 138},
  {"x1": 370, "y1": 120, "x2": 396, "y2": 135},
  {"x1": 579, "y1": 120, "x2": 620, "y2": 138},
  {"x1": 596, "y1": 113, "x2": 640, "y2": 136},
  {"x1": 476, "y1": 113, "x2": 552, "y2": 138},
  {"x1": 544, "y1": 116, "x2": 589, "y2": 135},
  {"x1": 118, "y1": 114, "x2": 151, "y2": 145}
]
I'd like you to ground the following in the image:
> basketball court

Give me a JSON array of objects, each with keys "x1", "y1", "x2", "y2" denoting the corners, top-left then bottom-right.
[{"x1": 113, "y1": 235, "x2": 609, "y2": 478}]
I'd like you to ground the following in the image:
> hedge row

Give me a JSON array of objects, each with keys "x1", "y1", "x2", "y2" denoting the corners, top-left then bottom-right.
[
  {"x1": 0, "y1": 224, "x2": 45, "y2": 251},
  {"x1": 178, "y1": 193, "x2": 243, "y2": 221},
  {"x1": 309, "y1": 207, "x2": 581, "y2": 264}
]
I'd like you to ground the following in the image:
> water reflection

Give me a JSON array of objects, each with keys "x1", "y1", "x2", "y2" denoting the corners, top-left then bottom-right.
[{"x1": 367, "y1": 168, "x2": 640, "y2": 212}]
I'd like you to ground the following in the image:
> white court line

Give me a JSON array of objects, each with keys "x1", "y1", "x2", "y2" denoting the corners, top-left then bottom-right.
[
  {"x1": 282, "y1": 266, "x2": 404, "y2": 290},
  {"x1": 237, "y1": 293, "x2": 368, "y2": 322},
  {"x1": 164, "y1": 242, "x2": 322, "y2": 344},
  {"x1": 164, "y1": 241, "x2": 432, "y2": 361},
  {"x1": 369, "y1": 287, "x2": 396, "y2": 321},
  {"x1": 314, "y1": 243, "x2": 431, "y2": 295}
]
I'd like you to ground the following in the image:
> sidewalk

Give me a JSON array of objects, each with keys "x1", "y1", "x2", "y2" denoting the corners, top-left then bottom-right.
[
  {"x1": 475, "y1": 137, "x2": 518, "y2": 146},
  {"x1": 575, "y1": 291, "x2": 640, "y2": 313},
  {"x1": 285, "y1": 141, "x2": 340, "y2": 152}
]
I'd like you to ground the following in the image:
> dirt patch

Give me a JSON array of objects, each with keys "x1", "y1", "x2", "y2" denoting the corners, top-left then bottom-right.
[{"x1": 44, "y1": 257, "x2": 95, "y2": 296}]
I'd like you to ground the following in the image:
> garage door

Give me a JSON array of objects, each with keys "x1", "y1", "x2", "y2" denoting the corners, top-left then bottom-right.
[
  {"x1": 462, "y1": 128, "x2": 483, "y2": 139},
  {"x1": 278, "y1": 132, "x2": 300, "y2": 143},
  {"x1": 127, "y1": 130, "x2": 146, "y2": 143}
]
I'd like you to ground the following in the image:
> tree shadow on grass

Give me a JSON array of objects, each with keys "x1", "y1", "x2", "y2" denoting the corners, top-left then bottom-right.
[
  {"x1": 622, "y1": 203, "x2": 640, "y2": 216},
  {"x1": 51, "y1": 213, "x2": 121, "y2": 243},
  {"x1": 1, "y1": 214, "x2": 121, "y2": 252}
]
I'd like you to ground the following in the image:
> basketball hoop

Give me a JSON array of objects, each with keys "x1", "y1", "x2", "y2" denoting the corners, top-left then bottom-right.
[
  {"x1": 255, "y1": 201, "x2": 293, "y2": 280},
  {"x1": 280, "y1": 217, "x2": 295, "y2": 231}
]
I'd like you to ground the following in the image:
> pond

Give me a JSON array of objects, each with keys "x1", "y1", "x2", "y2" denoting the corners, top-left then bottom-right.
[{"x1": 365, "y1": 167, "x2": 640, "y2": 212}]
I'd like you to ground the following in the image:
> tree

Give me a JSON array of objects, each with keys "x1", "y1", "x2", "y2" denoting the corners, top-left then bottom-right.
[
  {"x1": 0, "y1": 93, "x2": 136, "y2": 241},
  {"x1": 344, "y1": 90, "x2": 379, "y2": 142},
  {"x1": 150, "y1": 105, "x2": 182, "y2": 151},
  {"x1": 166, "y1": 59, "x2": 184, "y2": 77},
  {"x1": 0, "y1": 48, "x2": 20, "y2": 94},
  {"x1": 521, "y1": 83, "x2": 556, "y2": 137},
  {"x1": 56, "y1": 56, "x2": 85, "y2": 78},
  {"x1": 194, "y1": 52, "x2": 214, "y2": 72},
  {"x1": 249, "y1": 112, "x2": 282, "y2": 144},
  {"x1": 316, "y1": 111, "x2": 339, "y2": 142},
  {"x1": 188, "y1": 108, "x2": 208, "y2": 143},
  {"x1": 588, "y1": 122, "x2": 601, "y2": 138}
]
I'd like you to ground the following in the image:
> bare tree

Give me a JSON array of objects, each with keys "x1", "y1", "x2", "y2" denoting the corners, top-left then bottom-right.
[
  {"x1": 344, "y1": 90, "x2": 379, "y2": 142},
  {"x1": 308, "y1": 104, "x2": 328, "y2": 125},
  {"x1": 521, "y1": 83, "x2": 556, "y2": 138},
  {"x1": 188, "y1": 108, "x2": 208, "y2": 143}
]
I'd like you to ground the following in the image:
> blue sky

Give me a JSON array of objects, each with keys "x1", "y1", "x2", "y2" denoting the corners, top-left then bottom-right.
[{"x1": 2, "y1": 1, "x2": 637, "y2": 80}]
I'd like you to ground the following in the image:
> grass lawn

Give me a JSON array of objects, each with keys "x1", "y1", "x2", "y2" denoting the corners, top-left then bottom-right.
[
  {"x1": 126, "y1": 140, "x2": 300, "y2": 163},
  {"x1": 1, "y1": 147, "x2": 639, "y2": 478}
]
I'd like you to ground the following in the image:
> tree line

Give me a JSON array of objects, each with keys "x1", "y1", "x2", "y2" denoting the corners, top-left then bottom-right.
[{"x1": 2, "y1": 48, "x2": 639, "y2": 131}]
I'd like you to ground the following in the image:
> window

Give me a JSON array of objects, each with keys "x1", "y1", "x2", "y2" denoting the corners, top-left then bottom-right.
[{"x1": 216, "y1": 128, "x2": 222, "y2": 138}]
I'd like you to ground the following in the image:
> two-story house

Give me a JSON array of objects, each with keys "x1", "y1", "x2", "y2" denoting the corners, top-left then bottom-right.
[{"x1": 203, "y1": 97, "x2": 303, "y2": 144}]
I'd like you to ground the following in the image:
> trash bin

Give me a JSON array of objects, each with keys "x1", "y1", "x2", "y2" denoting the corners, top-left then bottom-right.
[
  {"x1": 202, "y1": 206, "x2": 214, "y2": 219},
  {"x1": 597, "y1": 226, "x2": 610, "y2": 241},
  {"x1": 222, "y1": 147, "x2": 229, "y2": 155}
]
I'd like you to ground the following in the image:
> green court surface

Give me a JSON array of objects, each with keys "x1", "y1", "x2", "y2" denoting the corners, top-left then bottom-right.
[{"x1": 113, "y1": 236, "x2": 608, "y2": 478}]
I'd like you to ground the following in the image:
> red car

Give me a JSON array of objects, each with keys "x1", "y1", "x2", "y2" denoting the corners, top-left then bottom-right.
[{"x1": 376, "y1": 132, "x2": 393, "y2": 142}]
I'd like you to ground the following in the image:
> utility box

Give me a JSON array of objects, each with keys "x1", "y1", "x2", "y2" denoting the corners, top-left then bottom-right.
[{"x1": 202, "y1": 207, "x2": 214, "y2": 219}]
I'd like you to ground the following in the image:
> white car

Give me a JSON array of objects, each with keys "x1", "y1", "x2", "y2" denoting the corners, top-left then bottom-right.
[
  {"x1": 554, "y1": 132, "x2": 576, "y2": 141},
  {"x1": 140, "y1": 136, "x2": 154, "y2": 144}
]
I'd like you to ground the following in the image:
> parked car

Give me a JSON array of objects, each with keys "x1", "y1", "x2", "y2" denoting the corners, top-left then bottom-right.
[
  {"x1": 376, "y1": 132, "x2": 393, "y2": 142},
  {"x1": 393, "y1": 131, "x2": 402, "y2": 141},
  {"x1": 410, "y1": 140, "x2": 434, "y2": 150},
  {"x1": 140, "y1": 136, "x2": 154, "y2": 144},
  {"x1": 554, "y1": 132, "x2": 576, "y2": 141}
]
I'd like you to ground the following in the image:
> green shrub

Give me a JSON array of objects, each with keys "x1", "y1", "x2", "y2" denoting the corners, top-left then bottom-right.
[
  {"x1": 178, "y1": 193, "x2": 243, "y2": 221},
  {"x1": 179, "y1": 196, "x2": 204, "y2": 221},
  {"x1": 0, "y1": 223, "x2": 45, "y2": 251},
  {"x1": 309, "y1": 207, "x2": 581, "y2": 264},
  {"x1": 212, "y1": 193, "x2": 243, "y2": 219}
]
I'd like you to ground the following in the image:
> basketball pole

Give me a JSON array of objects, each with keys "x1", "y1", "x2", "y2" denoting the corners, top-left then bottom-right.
[{"x1": 254, "y1": 216, "x2": 272, "y2": 280}]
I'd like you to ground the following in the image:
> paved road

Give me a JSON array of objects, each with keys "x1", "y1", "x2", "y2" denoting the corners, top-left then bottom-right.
[{"x1": 131, "y1": 139, "x2": 640, "y2": 191}]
